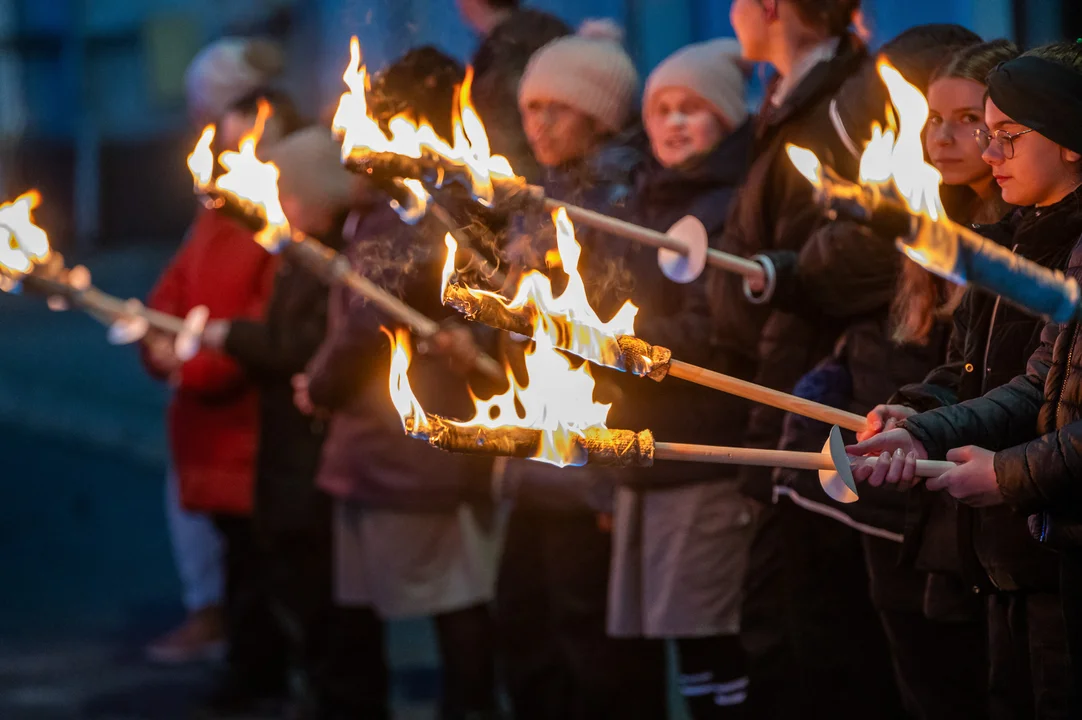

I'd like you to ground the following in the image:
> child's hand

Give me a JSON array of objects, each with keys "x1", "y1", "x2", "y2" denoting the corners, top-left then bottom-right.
[
  {"x1": 425, "y1": 324, "x2": 480, "y2": 375},
  {"x1": 926, "y1": 446, "x2": 1003, "y2": 507},
  {"x1": 857, "y1": 404, "x2": 916, "y2": 441},
  {"x1": 145, "y1": 331, "x2": 182, "y2": 376},
  {"x1": 846, "y1": 429, "x2": 928, "y2": 490}
]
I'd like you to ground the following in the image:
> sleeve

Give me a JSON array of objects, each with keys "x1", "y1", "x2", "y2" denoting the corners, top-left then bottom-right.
[
  {"x1": 903, "y1": 321, "x2": 1053, "y2": 460},
  {"x1": 633, "y1": 277, "x2": 713, "y2": 366},
  {"x1": 306, "y1": 284, "x2": 386, "y2": 412},
  {"x1": 761, "y1": 221, "x2": 902, "y2": 318},
  {"x1": 175, "y1": 235, "x2": 277, "y2": 397},
  {"x1": 223, "y1": 271, "x2": 330, "y2": 382},
  {"x1": 142, "y1": 224, "x2": 197, "y2": 381},
  {"x1": 890, "y1": 290, "x2": 975, "y2": 412}
]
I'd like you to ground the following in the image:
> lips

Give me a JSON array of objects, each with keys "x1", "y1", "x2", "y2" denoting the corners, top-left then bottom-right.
[{"x1": 994, "y1": 175, "x2": 1011, "y2": 185}]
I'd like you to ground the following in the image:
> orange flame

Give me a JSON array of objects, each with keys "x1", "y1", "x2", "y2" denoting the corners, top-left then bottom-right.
[
  {"x1": 187, "y1": 125, "x2": 216, "y2": 191},
  {"x1": 333, "y1": 36, "x2": 516, "y2": 205},
  {"x1": 395, "y1": 212, "x2": 627, "y2": 466},
  {"x1": 443, "y1": 208, "x2": 638, "y2": 370},
  {"x1": 188, "y1": 100, "x2": 293, "y2": 253},
  {"x1": 0, "y1": 191, "x2": 51, "y2": 277}
]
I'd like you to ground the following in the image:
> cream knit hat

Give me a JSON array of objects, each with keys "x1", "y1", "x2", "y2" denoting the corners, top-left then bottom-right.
[
  {"x1": 518, "y1": 20, "x2": 639, "y2": 134},
  {"x1": 644, "y1": 39, "x2": 750, "y2": 129},
  {"x1": 185, "y1": 37, "x2": 285, "y2": 125}
]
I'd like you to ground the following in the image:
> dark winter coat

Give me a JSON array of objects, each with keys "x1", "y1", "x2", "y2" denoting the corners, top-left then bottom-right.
[
  {"x1": 222, "y1": 244, "x2": 335, "y2": 536},
  {"x1": 471, "y1": 8, "x2": 571, "y2": 184},
  {"x1": 307, "y1": 203, "x2": 493, "y2": 512},
  {"x1": 500, "y1": 129, "x2": 644, "y2": 514},
  {"x1": 707, "y1": 34, "x2": 867, "y2": 501},
  {"x1": 597, "y1": 120, "x2": 756, "y2": 487},
  {"x1": 899, "y1": 188, "x2": 1082, "y2": 592}
]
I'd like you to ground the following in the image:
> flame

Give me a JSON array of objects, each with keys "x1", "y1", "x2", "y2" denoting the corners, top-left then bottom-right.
[
  {"x1": 187, "y1": 125, "x2": 216, "y2": 191},
  {"x1": 396, "y1": 211, "x2": 632, "y2": 466},
  {"x1": 855, "y1": 60, "x2": 946, "y2": 221},
  {"x1": 333, "y1": 36, "x2": 516, "y2": 205},
  {"x1": 386, "y1": 327, "x2": 430, "y2": 434},
  {"x1": 390, "y1": 178, "x2": 429, "y2": 224},
  {"x1": 0, "y1": 191, "x2": 51, "y2": 277},
  {"x1": 786, "y1": 145, "x2": 822, "y2": 188},
  {"x1": 190, "y1": 99, "x2": 293, "y2": 252},
  {"x1": 443, "y1": 208, "x2": 638, "y2": 370}
]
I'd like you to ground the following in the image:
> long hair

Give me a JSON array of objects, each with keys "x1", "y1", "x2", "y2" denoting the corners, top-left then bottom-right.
[
  {"x1": 786, "y1": 0, "x2": 866, "y2": 39},
  {"x1": 890, "y1": 40, "x2": 1020, "y2": 346}
]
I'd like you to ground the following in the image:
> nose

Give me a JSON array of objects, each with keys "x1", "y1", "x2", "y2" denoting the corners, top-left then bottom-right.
[
  {"x1": 932, "y1": 122, "x2": 954, "y2": 147},
  {"x1": 981, "y1": 141, "x2": 1004, "y2": 166}
]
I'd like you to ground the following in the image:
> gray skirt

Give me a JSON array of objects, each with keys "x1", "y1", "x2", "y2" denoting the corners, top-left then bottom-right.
[
  {"x1": 334, "y1": 499, "x2": 502, "y2": 619},
  {"x1": 607, "y1": 481, "x2": 760, "y2": 638}
]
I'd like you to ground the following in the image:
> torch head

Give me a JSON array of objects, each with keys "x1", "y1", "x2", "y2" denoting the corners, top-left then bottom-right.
[{"x1": 819, "y1": 424, "x2": 860, "y2": 503}]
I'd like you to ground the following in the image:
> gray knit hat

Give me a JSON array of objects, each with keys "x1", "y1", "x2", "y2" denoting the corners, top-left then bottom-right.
[
  {"x1": 644, "y1": 39, "x2": 749, "y2": 129},
  {"x1": 185, "y1": 37, "x2": 285, "y2": 124},
  {"x1": 518, "y1": 20, "x2": 639, "y2": 133}
]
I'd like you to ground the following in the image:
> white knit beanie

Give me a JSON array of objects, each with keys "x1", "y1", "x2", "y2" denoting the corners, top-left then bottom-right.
[
  {"x1": 644, "y1": 39, "x2": 750, "y2": 129},
  {"x1": 518, "y1": 20, "x2": 639, "y2": 134},
  {"x1": 185, "y1": 37, "x2": 285, "y2": 124}
]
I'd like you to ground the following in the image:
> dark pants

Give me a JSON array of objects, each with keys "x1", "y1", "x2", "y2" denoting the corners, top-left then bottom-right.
[
  {"x1": 434, "y1": 603, "x2": 498, "y2": 720},
  {"x1": 740, "y1": 501, "x2": 905, "y2": 719},
  {"x1": 213, "y1": 514, "x2": 290, "y2": 697},
  {"x1": 987, "y1": 590, "x2": 1073, "y2": 719},
  {"x1": 675, "y1": 635, "x2": 748, "y2": 719},
  {"x1": 495, "y1": 506, "x2": 668, "y2": 720},
  {"x1": 863, "y1": 535, "x2": 989, "y2": 719},
  {"x1": 1062, "y1": 549, "x2": 1082, "y2": 710},
  {"x1": 256, "y1": 489, "x2": 389, "y2": 719}
]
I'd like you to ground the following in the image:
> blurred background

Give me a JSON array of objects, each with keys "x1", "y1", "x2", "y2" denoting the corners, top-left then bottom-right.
[{"x1": 0, "y1": 1, "x2": 1077, "y2": 718}]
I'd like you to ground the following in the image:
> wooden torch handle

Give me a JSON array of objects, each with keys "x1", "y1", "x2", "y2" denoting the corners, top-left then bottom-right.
[{"x1": 666, "y1": 359, "x2": 867, "y2": 432}]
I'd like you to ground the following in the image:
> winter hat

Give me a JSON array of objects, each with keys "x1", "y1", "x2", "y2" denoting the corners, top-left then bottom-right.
[
  {"x1": 644, "y1": 39, "x2": 749, "y2": 129},
  {"x1": 518, "y1": 20, "x2": 639, "y2": 133},
  {"x1": 185, "y1": 37, "x2": 285, "y2": 124}
]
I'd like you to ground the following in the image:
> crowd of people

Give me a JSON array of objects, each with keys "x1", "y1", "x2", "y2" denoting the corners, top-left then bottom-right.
[{"x1": 134, "y1": 0, "x2": 1082, "y2": 718}]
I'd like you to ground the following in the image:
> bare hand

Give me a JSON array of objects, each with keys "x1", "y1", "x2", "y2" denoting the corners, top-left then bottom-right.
[
  {"x1": 857, "y1": 404, "x2": 917, "y2": 441},
  {"x1": 145, "y1": 331, "x2": 182, "y2": 375},
  {"x1": 292, "y1": 374, "x2": 315, "y2": 416},
  {"x1": 424, "y1": 324, "x2": 480, "y2": 375},
  {"x1": 926, "y1": 446, "x2": 1004, "y2": 507},
  {"x1": 846, "y1": 429, "x2": 928, "y2": 490},
  {"x1": 201, "y1": 319, "x2": 231, "y2": 351}
]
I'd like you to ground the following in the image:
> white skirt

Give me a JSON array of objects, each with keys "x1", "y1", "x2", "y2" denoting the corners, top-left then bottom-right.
[
  {"x1": 334, "y1": 499, "x2": 502, "y2": 619},
  {"x1": 607, "y1": 481, "x2": 760, "y2": 638}
]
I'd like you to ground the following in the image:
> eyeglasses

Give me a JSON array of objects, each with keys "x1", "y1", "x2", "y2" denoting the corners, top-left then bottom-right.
[{"x1": 974, "y1": 127, "x2": 1035, "y2": 159}]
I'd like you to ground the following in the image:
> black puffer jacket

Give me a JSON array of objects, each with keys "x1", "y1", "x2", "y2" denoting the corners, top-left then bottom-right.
[
  {"x1": 600, "y1": 121, "x2": 755, "y2": 487},
  {"x1": 708, "y1": 34, "x2": 867, "y2": 500},
  {"x1": 471, "y1": 8, "x2": 571, "y2": 184},
  {"x1": 900, "y1": 188, "x2": 1082, "y2": 591},
  {"x1": 222, "y1": 239, "x2": 338, "y2": 537}
]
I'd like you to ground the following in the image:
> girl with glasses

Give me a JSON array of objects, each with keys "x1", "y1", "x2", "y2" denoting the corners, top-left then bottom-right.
[{"x1": 850, "y1": 40, "x2": 1082, "y2": 712}]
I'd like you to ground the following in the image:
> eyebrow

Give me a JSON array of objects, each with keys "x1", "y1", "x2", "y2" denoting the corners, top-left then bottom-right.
[{"x1": 990, "y1": 120, "x2": 1023, "y2": 131}]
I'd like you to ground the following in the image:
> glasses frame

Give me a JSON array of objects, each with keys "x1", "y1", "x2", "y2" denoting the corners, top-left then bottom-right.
[{"x1": 974, "y1": 127, "x2": 1035, "y2": 159}]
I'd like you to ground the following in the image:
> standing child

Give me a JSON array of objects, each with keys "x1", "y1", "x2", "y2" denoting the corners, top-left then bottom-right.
[
  {"x1": 850, "y1": 41, "x2": 1082, "y2": 718},
  {"x1": 604, "y1": 39, "x2": 758, "y2": 719}
]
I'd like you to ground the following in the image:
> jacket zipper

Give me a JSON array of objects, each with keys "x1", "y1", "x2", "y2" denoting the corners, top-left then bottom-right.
[
  {"x1": 979, "y1": 242, "x2": 1018, "y2": 394},
  {"x1": 1057, "y1": 323, "x2": 1079, "y2": 422}
]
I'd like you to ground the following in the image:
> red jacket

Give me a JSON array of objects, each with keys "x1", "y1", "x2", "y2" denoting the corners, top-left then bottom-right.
[{"x1": 144, "y1": 209, "x2": 278, "y2": 515}]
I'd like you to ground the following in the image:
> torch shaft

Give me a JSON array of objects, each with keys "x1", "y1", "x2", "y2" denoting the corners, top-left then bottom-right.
[
  {"x1": 666, "y1": 359, "x2": 867, "y2": 432},
  {"x1": 654, "y1": 442, "x2": 952, "y2": 477},
  {"x1": 21, "y1": 275, "x2": 186, "y2": 334},
  {"x1": 287, "y1": 238, "x2": 506, "y2": 382},
  {"x1": 540, "y1": 198, "x2": 765, "y2": 281}
]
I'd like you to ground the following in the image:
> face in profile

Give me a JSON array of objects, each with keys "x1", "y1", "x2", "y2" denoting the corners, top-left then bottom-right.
[
  {"x1": 981, "y1": 98, "x2": 1082, "y2": 207},
  {"x1": 925, "y1": 77, "x2": 993, "y2": 190},
  {"x1": 730, "y1": 0, "x2": 771, "y2": 62},
  {"x1": 645, "y1": 87, "x2": 726, "y2": 168},
  {"x1": 520, "y1": 99, "x2": 602, "y2": 168}
]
